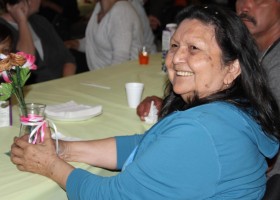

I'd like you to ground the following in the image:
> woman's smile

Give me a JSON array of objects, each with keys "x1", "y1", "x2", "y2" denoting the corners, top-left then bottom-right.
[{"x1": 176, "y1": 70, "x2": 194, "y2": 76}]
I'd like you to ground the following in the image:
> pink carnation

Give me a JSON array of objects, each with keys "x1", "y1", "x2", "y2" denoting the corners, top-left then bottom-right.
[{"x1": 16, "y1": 52, "x2": 37, "y2": 70}]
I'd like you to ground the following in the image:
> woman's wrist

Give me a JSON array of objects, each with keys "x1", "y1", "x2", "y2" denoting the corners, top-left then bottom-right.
[
  {"x1": 58, "y1": 140, "x2": 72, "y2": 162},
  {"x1": 46, "y1": 157, "x2": 74, "y2": 189}
]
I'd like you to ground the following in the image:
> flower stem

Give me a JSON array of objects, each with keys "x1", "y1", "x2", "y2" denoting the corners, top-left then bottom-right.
[{"x1": 8, "y1": 68, "x2": 27, "y2": 117}]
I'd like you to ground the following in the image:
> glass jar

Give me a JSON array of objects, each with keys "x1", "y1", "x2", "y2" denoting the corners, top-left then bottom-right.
[{"x1": 18, "y1": 103, "x2": 46, "y2": 143}]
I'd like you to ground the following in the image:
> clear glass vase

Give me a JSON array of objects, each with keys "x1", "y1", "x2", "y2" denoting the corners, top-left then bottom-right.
[{"x1": 18, "y1": 103, "x2": 46, "y2": 143}]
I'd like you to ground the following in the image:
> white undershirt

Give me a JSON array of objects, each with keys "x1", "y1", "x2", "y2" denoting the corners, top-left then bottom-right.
[{"x1": 8, "y1": 21, "x2": 44, "y2": 60}]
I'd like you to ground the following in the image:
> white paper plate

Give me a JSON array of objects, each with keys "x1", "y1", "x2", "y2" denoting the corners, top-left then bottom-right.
[
  {"x1": 46, "y1": 111, "x2": 102, "y2": 122},
  {"x1": 45, "y1": 101, "x2": 102, "y2": 122}
]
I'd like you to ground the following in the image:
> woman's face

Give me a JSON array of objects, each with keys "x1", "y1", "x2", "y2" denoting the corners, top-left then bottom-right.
[
  {"x1": 166, "y1": 19, "x2": 238, "y2": 102},
  {"x1": 0, "y1": 36, "x2": 12, "y2": 55}
]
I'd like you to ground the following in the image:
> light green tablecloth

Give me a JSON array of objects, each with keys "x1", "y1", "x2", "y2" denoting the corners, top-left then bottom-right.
[{"x1": 0, "y1": 53, "x2": 167, "y2": 200}]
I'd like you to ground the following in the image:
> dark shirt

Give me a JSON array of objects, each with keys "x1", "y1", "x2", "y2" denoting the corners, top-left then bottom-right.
[{"x1": 0, "y1": 14, "x2": 76, "y2": 84}]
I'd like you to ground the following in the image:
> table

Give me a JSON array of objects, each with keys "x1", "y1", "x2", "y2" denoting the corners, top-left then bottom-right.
[{"x1": 0, "y1": 53, "x2": 167, "y2": 200}]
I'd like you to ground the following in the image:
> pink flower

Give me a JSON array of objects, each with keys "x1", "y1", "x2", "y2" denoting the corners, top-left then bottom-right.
[
  {"x1": 16, "y1": 52, "x2": 37, "y2": 70},
  {"x1": 0, "y1": 54, "x2": 12, "y2": 83},
  {"x1": 1, "y1": 71, "x2": 11, "y2": 83}
]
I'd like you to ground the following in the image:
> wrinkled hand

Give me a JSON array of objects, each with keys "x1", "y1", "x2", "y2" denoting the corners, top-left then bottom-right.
[
  {"x1": 137, "y1": 96, "x2": 163, "y2": 121},
  {"x1": 6, "y1": 1, "x2": 29, "y2": 24},
  {"x1": 10, "y1": 127, "x2": 59, "y2": 177}
]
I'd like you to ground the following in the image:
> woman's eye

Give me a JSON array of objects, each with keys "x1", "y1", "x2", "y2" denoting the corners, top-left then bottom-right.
[
  {"x1": 170, "y1": 43, "x2": 178, "y2": 48},
  {"x1": 169, "y1": 43, "x2": 178, "y2": 53},
  {"x1": 190, "y1": 45, "x2": 199, "y2": 51}
]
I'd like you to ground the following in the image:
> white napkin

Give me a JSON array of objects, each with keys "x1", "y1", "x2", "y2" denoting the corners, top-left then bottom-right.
[
  {"x1": 144, "y1": 101, "x2": 158, "y2": 124},
  {"x1": 45, "y1": 101, "x2": 102, "y2": 119}
]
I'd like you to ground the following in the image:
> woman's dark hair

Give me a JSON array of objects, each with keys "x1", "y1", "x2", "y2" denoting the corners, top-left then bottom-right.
[
  {"x1": 0, "y1": 23, "x2": 13, "y2": 44},
  {"x1": 160, "y1": 5, "x2": 280, "y2": 140},
  {"x1": 0, "y1": 0, "x2": 22, "y2": 11}
]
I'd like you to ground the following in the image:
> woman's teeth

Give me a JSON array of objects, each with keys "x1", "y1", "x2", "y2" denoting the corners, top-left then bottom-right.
[{"x1": 176, "y1": 71, "x2": 194, "y2": 76}]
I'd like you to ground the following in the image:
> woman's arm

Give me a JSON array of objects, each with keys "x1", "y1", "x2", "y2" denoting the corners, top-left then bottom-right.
[
  {"x1": 10, "y1": 128, "x2": 118, "y2": 190},
  {"x1": 7, "y1": 2, "x2": 35, "y2": 55},
  {"x1": 59, "y1": 137, "x2": 117, "y2": 170},
  {"x1": 62, "y1": 62, "x2": 76, "y2": 76}
]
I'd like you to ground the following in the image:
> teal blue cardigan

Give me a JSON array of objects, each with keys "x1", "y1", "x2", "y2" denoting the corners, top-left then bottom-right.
[{"x1": 66, "y1": 102, "x2": 279, "y2": 199}]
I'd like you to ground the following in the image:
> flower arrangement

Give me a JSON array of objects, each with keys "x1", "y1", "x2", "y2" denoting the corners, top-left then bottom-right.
[
  {"x1": 0, "y1": 52, "x2": 58, "y2": 147},
  {"x1": 0, "y1": 52, "x2": 37, "y2": 117}
]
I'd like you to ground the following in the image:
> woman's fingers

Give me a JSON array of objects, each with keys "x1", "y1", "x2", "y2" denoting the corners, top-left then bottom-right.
[
  {"x1": 43, "y1": 126, "x2": 52, "y2": 140},
  {"x1": 10, "y1": 143, "x2": 24, "y2": 158},
  {"x1": 11, "y1": 155, "x2": 24, "y2": 166},
  {"x1": 16, "y1": 164, "x2": 26, "y2": 171}
]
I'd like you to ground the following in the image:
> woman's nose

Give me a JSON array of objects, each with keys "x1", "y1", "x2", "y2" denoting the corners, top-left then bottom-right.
[{"x1": 172, "y1": 47, "x2": 187, "y2": 65}]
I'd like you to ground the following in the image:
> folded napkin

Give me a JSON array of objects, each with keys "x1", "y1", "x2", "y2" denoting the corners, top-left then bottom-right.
[
  {"x1": 144, "y1": 101, "x2": 158, "y2": 124},
  {"x1": 45, "y1": 101, "x2": 102, "y2": 120}
]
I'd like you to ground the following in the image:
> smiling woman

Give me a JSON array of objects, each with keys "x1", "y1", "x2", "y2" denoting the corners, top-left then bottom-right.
[
  {"x1": 166, "y1": 19, "x2": 240, "y2": 101},
  {"x1": 10, "y1": 5, "x2": 280, "y2": 200}
]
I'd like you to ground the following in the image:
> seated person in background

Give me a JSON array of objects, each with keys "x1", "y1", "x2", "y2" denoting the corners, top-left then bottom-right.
[
  {"x1": 235, "y1": 0, "x2": 280, "y2": 179},
  {"x1": 11, "y1": 5, "x2": 280, "y2": 199},
  {"x1": 0, "y1": 23, "x2": 13, "y2": 55},
  {"x1": 0, "y1": 23, "x2": 13, "y2": 83},
  {"x1": 129, "y1": 0, "x2": 157, "y2": 53},
  {"x1": 143, "y1": 0, "x2": 188, "y2": 42},
  {"x1": 64, "y1": 0, "x2": 144, "y2": 71},
  {"x1": 0, "y1": 0, "x2": 76, "y2": 84},
  {"x1": 39, "y1": 0, "x2": 80, "y2": 23},
  {"x1": 39, "y1": 0, "x2": 81, "y2": 40}
]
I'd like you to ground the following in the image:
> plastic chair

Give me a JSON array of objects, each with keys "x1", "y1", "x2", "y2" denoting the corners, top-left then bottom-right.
[{"x1": 262, "y1": 174, "x2": 280, "y2": 200}]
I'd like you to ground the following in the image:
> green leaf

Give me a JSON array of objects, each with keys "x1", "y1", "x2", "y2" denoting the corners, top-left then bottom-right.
[
  {"x1": 20, "y1": 68, "x2": 31, "y2": 86},
  {"x1": 0, "y1": 83, "x2": 13, "y2": 101}
]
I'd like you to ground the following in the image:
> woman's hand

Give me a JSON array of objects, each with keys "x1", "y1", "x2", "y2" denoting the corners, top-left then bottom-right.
[
  {"x1": 10, "y1": 128, "x2": 59, "y2": 177},
  {"x1": 7, "y1": 1, "x2": 29, "y2": 24},
  {"x1": 137, "y1": 96, "x2": 163, "y2": 121},
  {"x1": 10, "y1": 128, "x2": 74, "y2": 189}
]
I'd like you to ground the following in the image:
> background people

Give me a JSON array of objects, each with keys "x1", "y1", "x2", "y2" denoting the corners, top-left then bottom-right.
[
  {"x1": 64, "y1": 0, "x2": 144, "y2": 71},
  {"x1": 0, "y1": 0, "x2": 76, "y2": 84},
  {"x1": 39, "y1": 0, "x2": 81, "y2": 40},
  {"x1": 129, "y1": 0, "x2": 157, "y2": 53},
  {"x1": 235, "y1": 0, "x2": 280, "y2": 179},
  {"x1": 11, "y1": 5, "x2": 280, "y2": 199},
  {"x1": 0, "y1": 23, "x2": 13, "y2": 84},
  {"x1": 143, "y1": 0, "x2": 188, "y2": 44},
  {"x1": 0, "y1": 23, "x2": 13, "y2": 55}
]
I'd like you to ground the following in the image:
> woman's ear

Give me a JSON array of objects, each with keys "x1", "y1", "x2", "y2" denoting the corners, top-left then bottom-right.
[{"x1": 224, "y1": 59, "x2": 241, "y2": 85}]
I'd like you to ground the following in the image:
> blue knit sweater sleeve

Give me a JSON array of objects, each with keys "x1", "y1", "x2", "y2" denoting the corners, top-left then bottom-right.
[{"x1": 115, "y1": 134, "x2": 145, "y2": 170}]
